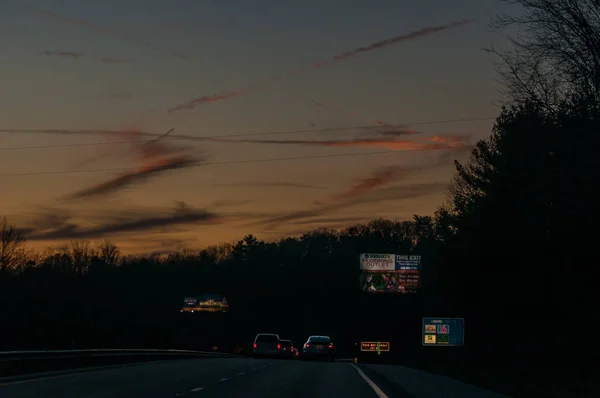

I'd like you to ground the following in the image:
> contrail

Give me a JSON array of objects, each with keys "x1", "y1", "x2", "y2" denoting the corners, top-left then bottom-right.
[
  {"x1": 167, "y1": 19, "x2": 472, "y2": 113},
  {"x1": 327, "y1": 166, "x2": 406, "y2": 201},
  {"x1": 23, "y1": 4, "x2": 187, "y2": 60},
  {"x1": 202, "y1": 135, "x2": 468, "y2": 151},
  {"x1": 62, "y1": 156, "x2": 199, "y2": 200},
  {"x1": 63, "y1": 128, "x2": 200, "y2": 200},
  {"x1": 21, "y1": 205, "x2": 220, "y2": 240},
  {"x1": 38, "y1": 50, "x2": 83, "y2": 58}
]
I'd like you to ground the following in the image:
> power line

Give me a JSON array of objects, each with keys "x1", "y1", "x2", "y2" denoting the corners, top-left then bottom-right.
[
  {"x1": 0, "y1": 148, "x2": 441, "y2": 178},
  {"x1": 0, "y1": 116, "x2": 495, "y2": 152}
]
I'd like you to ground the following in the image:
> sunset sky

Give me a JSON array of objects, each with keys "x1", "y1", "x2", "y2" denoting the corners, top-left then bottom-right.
[{"x1": 0, "y1": 0, "x2": 514, "y2": 254}]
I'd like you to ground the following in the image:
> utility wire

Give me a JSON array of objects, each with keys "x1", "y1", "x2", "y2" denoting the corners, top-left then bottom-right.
[
  {"x1": 0, "y1": 116, "x2": 495, "y2": 152},
  {"x1": 0, "y1": 148, "x2": 450, "y2": 178}
]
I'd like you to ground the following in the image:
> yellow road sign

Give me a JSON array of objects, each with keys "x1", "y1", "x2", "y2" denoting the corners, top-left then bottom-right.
[
  {"x1": 424, "y1": 334, "x2": 436, "y2": 344},
  {"x1": 360, "y1": 341, "x2": 390, "y2": 351}
]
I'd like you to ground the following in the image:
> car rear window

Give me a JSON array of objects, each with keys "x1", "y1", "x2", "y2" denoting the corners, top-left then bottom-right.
[
  {"x1": 280, "y1": 340, "x2": 292, "y2": 347},
  {"x1": 308, "y1": 337, "x2": 330, "y2": 344},
  {"x1": 256, "y1": 334, "x2": 279, "y2": 343}
]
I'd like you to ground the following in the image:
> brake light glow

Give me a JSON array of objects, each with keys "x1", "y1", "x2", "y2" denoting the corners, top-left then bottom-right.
[
  {"x1": 305, "y1": 343, "x2": 310, "y2": 348},
  {"x1": 328, "y1": 344, "x2": 333, "y2": 348},
  {"x1": 253, "y1": 343, "x2": 256, "y2": 348},
  {"x1": 277, "y1": 344, "x2": 281, "y2": 349}
]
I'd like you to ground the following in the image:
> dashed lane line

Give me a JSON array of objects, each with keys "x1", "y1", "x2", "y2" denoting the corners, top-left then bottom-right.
[{"x1": 187, "y1": 365, "x2": 267, "y2": 393}]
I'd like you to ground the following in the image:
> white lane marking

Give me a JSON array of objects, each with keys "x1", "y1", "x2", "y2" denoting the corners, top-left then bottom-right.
[
  {"x1": 190, "y1": 387, "x2": 204, "y2": 392},
  {"x1": 350, "y1": 364, "x2": 389, "y2": 398},
  {"x1": 218, "y1": 378, "x2": 228, "y2": 382},
  {"x1": 237, "y1": 372, "x2": 246, "y2": 376}
]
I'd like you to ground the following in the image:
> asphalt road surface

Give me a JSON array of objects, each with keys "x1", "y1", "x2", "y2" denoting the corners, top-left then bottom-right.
[{"x1": 0, "y1": 358, "x2": 511, "y2": 398}]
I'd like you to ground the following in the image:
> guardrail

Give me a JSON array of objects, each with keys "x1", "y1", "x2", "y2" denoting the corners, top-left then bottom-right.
[
  {"x1": 0, "y1": 348, "x2": 241, "y2": 378},
  {"x1": 0, "y1": 348, "x2": 237, "y2": 361}
]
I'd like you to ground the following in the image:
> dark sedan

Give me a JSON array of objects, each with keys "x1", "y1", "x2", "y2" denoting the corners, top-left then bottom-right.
[
  {"x1": 302, "y1": 335, "x2": 335, "y2": 361},
  {"x1": 279, "y1": 339, "x2": 296, "y2": 359}
]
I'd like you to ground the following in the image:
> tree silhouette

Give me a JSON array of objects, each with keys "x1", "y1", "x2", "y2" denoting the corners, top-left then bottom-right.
[
  {"x1": 98, "y1": 239, "x2": 120, "y2": 266},
  {"x1": 0, "y1": 216, "x2": 27, "y2": 275},
  {"x1": 488, "y1": 0, "x2": 600, "y2": 109}
]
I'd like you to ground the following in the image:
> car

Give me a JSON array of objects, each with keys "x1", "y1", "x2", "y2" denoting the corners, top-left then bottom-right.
[
  {"x1": 279, "y1": 339, "x2": 295, "y2": 359},
  {"x1": 253, "y1": 333, "x2": 281, "y2": 358},
  {"x1": 302, "y1": 335, "x2": 335, "y2": 361}
]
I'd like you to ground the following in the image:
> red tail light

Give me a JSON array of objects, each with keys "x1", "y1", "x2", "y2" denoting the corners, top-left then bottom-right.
[
  {"x1": 328, "y1": 344, "x2": 333, "y2": 348},
  {"x1": 253, "y1": 343, "x2": 256, "y2": 348},
  {"x1": 277, "y1": 344, "x2": 281, "y2": 349},
  {"x1": 305, "y1": 343, "x2": 310, "y2": 348}
]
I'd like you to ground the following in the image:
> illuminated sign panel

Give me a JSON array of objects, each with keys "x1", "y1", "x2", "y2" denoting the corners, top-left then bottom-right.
[
  {"x1": 360, "y1": 341, "x2": 390, "y2": 352},
  {"x1": 422, "y1": 317, "x2": 464, "y2": 346},
  {"x1": 180, "y1": 294, "x2": 229, "y2": 313},
  {"x1": 359, "y1": 254, "x2": 395, "y2": 271},
  {"x1": 360, "y1": 254, "x2": 421, "y2": 293}
]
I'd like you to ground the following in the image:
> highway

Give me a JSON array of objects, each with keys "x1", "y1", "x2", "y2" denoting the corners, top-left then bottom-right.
[{"x1": 0, "y1": 358, "x2": 511, "y2": 398}]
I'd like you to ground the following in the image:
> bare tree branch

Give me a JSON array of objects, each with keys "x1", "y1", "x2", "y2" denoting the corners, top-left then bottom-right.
[
  {"x1": 98, "y1": 239, "x2": 120, "y2": 266},
  {"x1": 488, "y1": 0, "x2": 600, "y2": 109},
  {"x1": 0, "y1": 216, "x2": 27, "y2": 273}
]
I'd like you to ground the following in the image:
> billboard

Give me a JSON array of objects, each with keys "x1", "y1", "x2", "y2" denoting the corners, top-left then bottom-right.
[
  {"x1": 359, "y1": 253, "x2": 395, "y2": 271},
  {"x1": 359, "y1": 254, "x2": 421, "y2": 293},
  {"x1": 180, "y1": 294, "x2": 229, "y2": 313}
]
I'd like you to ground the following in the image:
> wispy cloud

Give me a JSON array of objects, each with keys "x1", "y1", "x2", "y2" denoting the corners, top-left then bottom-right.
[
  {"x1": 17, "y1": 203, "x2": 220, "y2": 241},
  {"x1": 37, "y1": 50, "x2": 135, "y2": 63},
  {"x1": 248, "y1": 152, "x2": 458, "y2": 232},
  {"x1": 38, "y1": 50, "x2": 83, "y2": 58},
  {"x1": 358, "y1": 124, "x2": 421, "y2": 137},
  {"x1": 162, "y1": 18, "x2": 235, "y2": 34},
  {"x1": 212, "y1": 182, "x2": 327, "y2": 189},
  {"x1": 124, "y1": 236, "x2": 198, "y2": 256},
  {"x1": 205, "y1": 134, "x2": 469, "y2": 151},
  {"x1": 289, "y1": 216, "x2": 372, "y2": 226},
  {"x1": 0, "y1": 127, "x2": 471, "y2": 156},
  {"x1": 168, "y1": 19, "x2": 472, "y2": 112},
  {"x1": 109, "y1": 93, "x2": 134, "y2": 100},
  {"x1": 327, "y1": 166, "x2": 406, "y2": 201},
  {"x1": 63, "y1": 157, "x2": 198, "y2": 200},
  {"x1": 255, "y1": 182, "x2": 447, "y2": 228},
  {"x1": 310, "y1": 100, "x2": 418, "y2": 137},
  {"x1": 0, "y1": 125, "x2": 432, "y2": 143},
  {"x1": 99, "y1": 57, "x2": 134, "y2": 64},
  {"x1": 210, "y1": 199, "x2": 256, "y2": 208},
  {"x1": 62, "y1": 128, "x2": 202, "y2": 200},
  {"x1": 24, "y1": 4, "x2": 187, "y2": 60}
]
